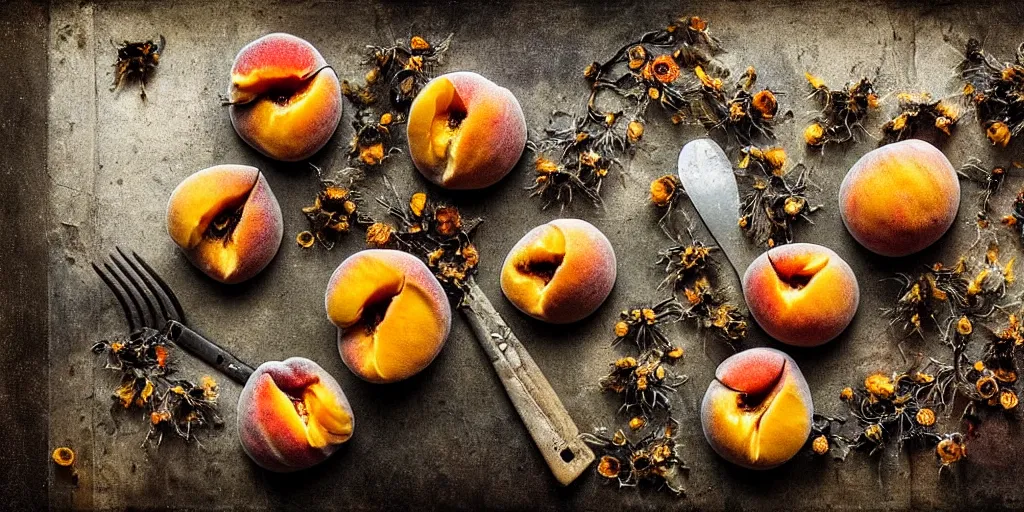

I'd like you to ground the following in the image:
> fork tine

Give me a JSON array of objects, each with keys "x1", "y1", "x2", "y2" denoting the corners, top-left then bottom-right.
[
  {"x1": 116, "y1": 246, "x2": 173, "y2": 325},
  {"x1": 131, "y1": 250, "x2": 186, "y2": 325},
  {"x1": 92, "y1": 262, "x2": 138, "y2": 332},
  {"x1": 104, "y1": 261, "x2": 147, "y2": 329},
  {"x1": 110, "y1": 250, "x2": 158, "y2": 329}
]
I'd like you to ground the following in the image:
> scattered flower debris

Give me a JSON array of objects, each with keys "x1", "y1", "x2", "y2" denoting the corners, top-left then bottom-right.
[
  {"x1": 736, "y1": 145, "x2": 821, "y2": 248},
  {"x1": 111, "y1": 36, "x2": 165, "y2": 100},
  {"x1": 299, "y1": 34, "x2": 451, "y2": 248},
  {"x1": 369, "y1": 180, "x2": 481, "y2": 304},
  {"x1": 803, "y1": 73, "x2": 880, "y2": 147},
  {"x1": 953, "y1": 38, "x2": 1024, "y2": 147},
  {"x1": 297, "y1": 165, "x2": 371, "y2": 250},
  {"x1": 650, "y1": 187, "x2": 748, "y2": 347},
  {"x1": 342, "y1": 34, "x2": 452, "y2": 167},
  {"x1": 880, "y1": 92, "x2": 960, "y2": 145},
  {"x1": 91, "y1": 327, "x2": 222, "y2": 446},
  {"x1": 528, "y1": 16, "x2": 738, "y2": 210},
  {"x1": 582, "y1": 419, "x2": 688, "y2": 494}
]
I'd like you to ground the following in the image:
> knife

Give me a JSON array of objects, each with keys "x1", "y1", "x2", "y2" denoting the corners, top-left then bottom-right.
[
  {"x1": 461, "y1": 277, "x2": 595, "y2": 486},
  {"x1": 676, "y1": 138, "x2": 763, "y2": 281}
]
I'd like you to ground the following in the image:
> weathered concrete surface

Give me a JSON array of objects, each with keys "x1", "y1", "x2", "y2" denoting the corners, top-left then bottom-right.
[
  {"x1": 0, "y1": 1, "x2": 49, "y2": 509},
  {"x1": 38, "y1": 0, "x2": 1024, "y2": 510}
]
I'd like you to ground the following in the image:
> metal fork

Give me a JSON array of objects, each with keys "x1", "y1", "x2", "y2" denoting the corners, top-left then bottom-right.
[{"x1": 92, "y1": 247, "x2": 254, "y2": 384}]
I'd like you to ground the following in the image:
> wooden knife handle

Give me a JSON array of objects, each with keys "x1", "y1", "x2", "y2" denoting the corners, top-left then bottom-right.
[{"x1": 461, "y1": 278, "x2": 595, "y2": 486}]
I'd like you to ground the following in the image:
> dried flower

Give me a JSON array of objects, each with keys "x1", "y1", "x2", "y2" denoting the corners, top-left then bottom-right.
[
  {"x1": 812, "y1": 435, "x2": 829, "y2": 455},
  {"x1": 804, "y1": 122, "x2": 826, "y2": 147},
  {"x1": 366, "y1": 222, "x2": 393, "y2": 248},
  {"x1": 646, "y1": 55, "x2": 680, "y2": 84},
  {"x1": 936, "y1": 434, "x2": 966, "y2": 466},
  {"x1": 865, "y1": 373, "x2": 895, "y2": 400},
  {"x1": 649, "y1": 175, "x2": 679, "y2": 207},
  {"x1": 582, "y1": 419, "x2": 687, "y2": 495},
  {"x1": 112, "y1": 36, "x2": 165, "y2": 100},
  {"x1": 1000, "y1": 389, "x2": 1019, "y2": 410},
  {"x1": 52, "y1": 447, "x2": 75, "y2": 467},
  {"x1": 627, "y1": 120, "x2": 645, "y2": 144},
  {"x1": 916, "y1": 408, "x2": 936, "y2": 427}
]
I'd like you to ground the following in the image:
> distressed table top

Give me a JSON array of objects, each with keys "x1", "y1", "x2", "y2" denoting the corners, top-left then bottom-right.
[{"x1": 20, "y1": 0, "x2": 1024, "y2": 509}]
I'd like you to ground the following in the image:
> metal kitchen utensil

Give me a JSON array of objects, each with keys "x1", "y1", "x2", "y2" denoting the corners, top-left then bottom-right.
[
  {"x1": 461, "y1": 277, "x2": 595, "y2": 486},
  {"x1": 676, "y1": 138, "x2": 763, "y2": 280},
  {"x1": 92, "y1": 247, "x2": 254, "y2": 385}
]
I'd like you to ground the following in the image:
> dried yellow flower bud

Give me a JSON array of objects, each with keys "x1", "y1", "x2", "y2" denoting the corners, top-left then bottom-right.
[
  {"x1": 628, "y1": 417, "x2": 646, "y2": 431},
  {"x1": 409, "y1": 192, "x2": 427, "y2": 217},
  {"x1": 1001, "y1": 389, "x2": 1019, "y2": 410},
  {"x1": 804, "y1": 122, "x2": 825, "y2": 147},
  {"x1": 916, "y1": 408, "x2": 936, "y2": 426},
  {"x1": 410, "y1": 36, "x2": 430, "y2": 51},
  {"x1": 957, "y1": 316, "x2": 973, "y2": 336},
  {"x1": 865, "y1": 373, "x2": 895, "y2": 400},
  {"x1": 649, "y1": 175, "x2": 678, "y2": 207},
  {"x1": 614, "y1": 321, "x2": 630, "y2": 338},
  {"x1": 627, "y1": 120, "x2": 644, "y2": 144},
  {"x1": 812, "y1": 435, "x2": 829, "y2": 455}
]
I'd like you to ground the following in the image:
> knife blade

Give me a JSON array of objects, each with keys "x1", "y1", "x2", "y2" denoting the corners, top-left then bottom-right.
[{"x1": 676, "y1": 138, "x2": 762, "y2": 280}]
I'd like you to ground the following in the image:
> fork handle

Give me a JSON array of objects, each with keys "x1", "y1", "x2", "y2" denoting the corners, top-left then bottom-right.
[
  {"x1": 461, "y1": 278, "x2": 595, "y2": 486},
  {"x1": 165, "y1": 320, "x2": 254, "y2": 385}
]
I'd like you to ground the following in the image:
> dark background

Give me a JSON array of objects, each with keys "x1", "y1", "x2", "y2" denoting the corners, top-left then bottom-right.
[{"x1": 6, "y1": 0, "x2": 1024, "y2": 509}]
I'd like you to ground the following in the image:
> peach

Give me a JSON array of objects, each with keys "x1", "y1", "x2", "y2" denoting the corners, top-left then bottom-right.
[
  {"x1": 325, "y1": 249, "x2": 451, "y2": 383},
  {"x1": 701, "y1": 348, "x2": 813, "y2": 470},
  {"x1": 407, "y1": 71, "x2": 527, "y2": 189},
  {"x1": 839, "y1": 139, "x2": 960, "y2": 257},
  {"x1": 238, "y1": 357, "x2": 354, "y2": 472},
  {"x1": 742, "y1": 243, "x2": 859, "y2": 347},
  {"x1": 228, "y1": 33, "x2": 342, "y2": 161},
  {"x1": 166, "y1": 164, "x2": 283, "y2": 284},
  {"x1": 500, "y1": 219, "x2": 616, "y2": 324}
]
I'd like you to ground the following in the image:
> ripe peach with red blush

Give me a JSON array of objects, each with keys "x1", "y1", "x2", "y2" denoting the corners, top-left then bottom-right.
[
  {"x1": 228, "y1": 33, "x2": 342, "y2": 161},
  {"x1": 742, "y1": 243, "x2": 859, "y2": 347},
  {"x1": 839, "y1": 139, "x2": 960, "y2": 257},
  {"x1": 701, "y1": 348, "x2": 813, "y2": 469},
  {"x1": 325, "y1": 249, "x2": 451, "y2": 383},
  {"x1": 237, "y1": 357, "x2": 354, "y2": 472},
  {"x1": 166, "y1": 164, "x2": 283, "y2": 284},
  {"x1": 407, "y1": 71, "x2": 527, "y2": 189},
  {"x1": 500, "y1": 219, "x2": 617, "y2": 324}
]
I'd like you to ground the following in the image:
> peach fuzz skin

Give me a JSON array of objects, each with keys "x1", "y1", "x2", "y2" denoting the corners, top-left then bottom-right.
[
  {"x1": 228, "y1": 33, "x2": 342, "y2": 162},
  {"x1": 701, "y1": 348, "x2": 813, "y2": 470},
  {"x1": 839, "y1": 139, "x2": 960, "y2": 257},
  {"x1": 166, "y1": 164, "x2": 283, "y2": 284},
  {"x1": 325, "y1": 250, "x2": 451, "y2": 384},
  {"x1": 407, "y1": 71, "x2": 527, "y2": 190},
  {"x1": 238, "y1": 357, "x2": 354, "y2": 473},
  {"x1": 500, "y1": 219, "x2": 617, "y2": 324},
  {"x1": 742, "y1": 243, "x2": 859, "y2": 347}
]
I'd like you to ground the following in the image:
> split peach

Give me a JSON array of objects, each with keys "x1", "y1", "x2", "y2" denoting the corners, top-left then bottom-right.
[
  {"x1": 407, "y1": 71, "x2": 527, "y2": 189},
  {"x1": 701, "y1": 348, "x2": 813, "y2": 470},
  {"x1": 325, "y1": 249, "x2": 451, "y2": 383},
  {"x1": 742, "y1": 243, "x2": 859, "y2": 347},
  {"x1": 166, "y1": 164, "x2": 283, "y2": 284},
  {"x1": 228, "y1": 33, "x2": 342, "y2": 161},
  {"x1": 500, "y1": 219, "x2": 616, "y2": 324},
  {"x1": 839, "y1": 139, "x2": 960, "y2": 257},
  {"x1": 237, "y1": 357, "x2": 354, "y2": 473}
]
